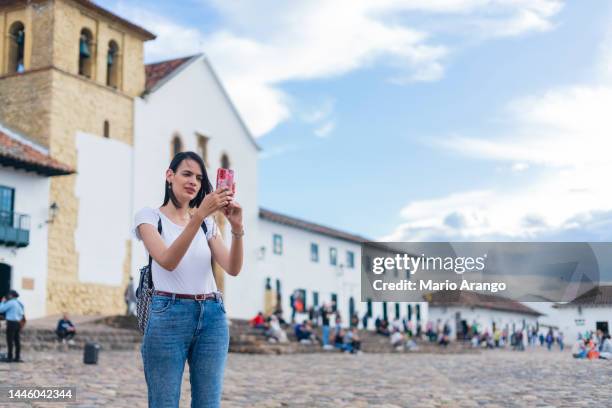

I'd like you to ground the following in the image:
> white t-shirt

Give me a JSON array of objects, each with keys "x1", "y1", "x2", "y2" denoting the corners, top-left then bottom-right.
[{"x1": 134, "y1": 207, "x2": 219, "y2": 295}]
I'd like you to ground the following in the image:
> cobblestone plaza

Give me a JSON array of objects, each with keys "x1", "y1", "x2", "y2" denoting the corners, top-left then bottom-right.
[{"x1": 0, "y1": 348, "x2": 610, "y2": 407}]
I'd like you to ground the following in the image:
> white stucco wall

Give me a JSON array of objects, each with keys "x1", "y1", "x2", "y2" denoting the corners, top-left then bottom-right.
[
  {"x1": 522, "y1": 301, "x2": 561, "y2": 328},
  {"x1": 0, "y1": 167, "x2": 50, "y2": 318},
  {"x1": 255, "y1": 218, "x2": 429, "y2": 327},
  {"x1": 255, "y1": 218, "x2": 362, "y2": 322},
  {"x1": 553, "y1": 305, "x2": 611, "y2": 342},
  {"x1": 428, "y1": 306, "x2": 539, "y2": 339},
  {"x1": 133, "y1": 55, "x2": 259, "y2": 315},
  {"x1": 75, "y1": 131, "x2": 133, "y2": 285}
]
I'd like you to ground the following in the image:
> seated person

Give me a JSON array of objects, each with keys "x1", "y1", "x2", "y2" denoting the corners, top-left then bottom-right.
[
  {"x1": 586, "y1": 337, "x2": 600, "y2": 360},
  {"x1": 377, "y1": 319, "x2": 391, "y2": 337},
  {"x1": 294, "y1": 320, "x2": 313, "y2": 343},
  {"x1": 273, "y1": 310, "x2": 287, "y2": 326},
  {"x1": 599, "y1": 334, "x2": 612, "y2": 359},
  {"x1": 406, "y1": 338, "x2": 419, "y2": 351},
  {"x1": 390, "y1": 329, "x2": 404, "y2": 349},
  {"x1": 265, "y1": 315, "x2": 288, "y2": 343},
  {"x1": 571, "y1": 338, "x2": 587, "y2": 358},
  {"x1": 56, "y1": 313, "x2": 76, "y2": 344},
  {"x1": 346, "y1": 328, "x2": 361, "y2": 354},
  {"x1": 334, "y1": 328, "x2": 349, "y2": 351},
  {"x1": 250, "y1": 312, "x2": 267, "y2": 329}
]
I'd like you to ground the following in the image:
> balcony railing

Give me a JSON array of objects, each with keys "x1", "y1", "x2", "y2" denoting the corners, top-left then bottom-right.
[{"x1": 0, "y1": 211, "x2": 30, "y2": 248}]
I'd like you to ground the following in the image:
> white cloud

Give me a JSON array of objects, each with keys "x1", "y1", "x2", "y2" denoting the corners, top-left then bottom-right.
[
  {"x1": 112, "y1": 0, "x2": 563, "y2": 137},
  {"x1": 301, "y1": 99, "x2": 335, "y2": 124},
  {"x1": 511, "y1": 162, "x2": 529, "y2": 172},
  {"x1": 314, "y1": 121, "x2": 335, "y2": 138},
  {"x1": 386, "y1": 26, "x2": 612, "y2": 241},
  {"x1": 259, "y1": 144, "x2": 300, "y2": 159},
  {"x1": 439, "y1": 85, "x2": 612, "y2": 168}
]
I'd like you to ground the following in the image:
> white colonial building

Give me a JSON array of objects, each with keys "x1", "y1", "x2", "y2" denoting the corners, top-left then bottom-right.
[
  {"x1": 552, "y1": 286, "x2": 612, "y2": 342},
  {"x1": 0, "y1": 123, "x2": 73, "y2": 318},
  {"x1": 131, "y1": 51, "x2": 431, "y2": 322},
  {"x1": 427, "y1": 291, "x2": 541, "y2": 339},
  {"x1": 132, "y1": 53, "x2": 261, "y2": 319},
  {"x1": 130, "y1": 53, "x2": 434, "y2": 325},
  {"x1": 256, "y1": 208, "x2": 428, "y2": 327}
]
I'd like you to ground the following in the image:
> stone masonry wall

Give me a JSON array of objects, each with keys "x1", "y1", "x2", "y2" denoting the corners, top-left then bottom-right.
[
  {"x1": 45, "y1": 69, "x2": 133, "y2": 316},
  {"x1": 1, "y1": 0, "x2": 149, "y2": 316},
  {"x1": 0, "y1": 69, "x2": 53, "y2": 147}
]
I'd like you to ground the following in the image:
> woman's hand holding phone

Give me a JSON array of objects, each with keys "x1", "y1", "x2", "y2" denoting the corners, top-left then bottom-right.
[
  {"x1": 196, "y1": 188, "x2": 233, "y2": 220},
  {"x1": 214, "y1": 168, "x2": 243, "y2": 229}
]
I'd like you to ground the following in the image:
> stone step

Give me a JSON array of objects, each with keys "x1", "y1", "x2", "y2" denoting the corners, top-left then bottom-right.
[{"x1": 11, "y1": 316, "x2": 477, "y2": 355}]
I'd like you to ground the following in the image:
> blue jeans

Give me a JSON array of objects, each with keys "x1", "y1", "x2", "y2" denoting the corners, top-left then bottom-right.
[
  {"x1": 322, "y1": 325, "x2": 330, "y2": 347},
  {"x1": 142, "y1": 295, "x2": 229, "y2": 408}
]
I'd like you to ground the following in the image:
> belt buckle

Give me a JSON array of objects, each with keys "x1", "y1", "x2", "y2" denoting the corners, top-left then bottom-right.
[{"x1": 194, "y1": 294, "x2": 205, "y2": 301}]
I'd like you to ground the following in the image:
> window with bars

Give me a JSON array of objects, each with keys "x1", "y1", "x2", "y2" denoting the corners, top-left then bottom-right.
[
  {"x1": 310, "y1": 243, "x2": 319, "y2": 262},
  {"x1": 273, "y1": 234, "x2": 283, "y2": 255},
  {"x1": 329, "y1": 247, "x2": 337, "y2": 266},
  {"x1": 0, "y1": 186, "x2": 15, "y2": 227},
  {"x1": 346, "y1": 251, "x2": 355, "y2": 268}
]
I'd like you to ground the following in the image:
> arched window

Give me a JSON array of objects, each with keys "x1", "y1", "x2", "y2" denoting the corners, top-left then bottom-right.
[
  {"x1": 171, "y1": 134, "x2": 183, "y2": 157},
  {"x1": 220, "y1": 153, "x2": 230, "y2": 169},
  {"x1": 196, "y1": 133, "x2": 209, "y2": 167},
  {"x1": 106, "y1": 40, "x2": 120, "y2": 88},
  {"x1": 8, "y1": 22, "x2": 25, "y2": 74},
  {"x1": 79, "y1": 28, "x2": 94, "y2": 78},
  {"x1": 103, "y1": 120, "x2": 110, "y2": 138}
]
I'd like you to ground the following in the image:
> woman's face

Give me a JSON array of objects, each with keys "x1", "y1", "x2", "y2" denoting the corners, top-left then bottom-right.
[{"x1": 167, "y1": 159, "x2": 203, "y2": 205}]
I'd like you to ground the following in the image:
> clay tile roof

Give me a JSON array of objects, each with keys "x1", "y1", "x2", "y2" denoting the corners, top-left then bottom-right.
[
  {"x1": 145, "y1": 55, "x2": 198, "y2": 92},
  {"x1": 259, "y1": 207, "x2": 370, "y2": 244},
  {"x1": 556, "y1": 285, "x2": 612, "y2": 307},
  {"x1": 425, "y1": 290, "x2": 542, "y2": 316},
  {"x1": 0, "y1": 128, "x2": 74, "y2": 176}
]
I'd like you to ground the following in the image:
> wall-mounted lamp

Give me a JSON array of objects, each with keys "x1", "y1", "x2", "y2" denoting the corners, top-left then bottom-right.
[
  {"x1": 38, "y1": 202, "x2": 59, "y2": 228},
  {"x1": 336, "y1": 263, "x2": 345, "y2": 277},
  {"x1": 48, "y1": 202, "x2": 59, "y2": 223},
  {"x1": 257, "y1": 246, "x2": 266, "y2": 260}
]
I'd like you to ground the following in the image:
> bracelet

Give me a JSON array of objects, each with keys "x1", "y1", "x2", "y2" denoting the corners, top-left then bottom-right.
[{"x1": 231, "y1": 228, "x2": 244, "y2": 238}]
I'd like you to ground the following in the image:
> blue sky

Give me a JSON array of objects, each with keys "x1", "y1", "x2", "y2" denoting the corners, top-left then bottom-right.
[{"x1": 100, "y1": 1, "x2": 612, "y2": 241}]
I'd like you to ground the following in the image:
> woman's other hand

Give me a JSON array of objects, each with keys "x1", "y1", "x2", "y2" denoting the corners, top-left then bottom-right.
[{"x1": 224, "y1": 183, "x2": 243, "y2": 229}]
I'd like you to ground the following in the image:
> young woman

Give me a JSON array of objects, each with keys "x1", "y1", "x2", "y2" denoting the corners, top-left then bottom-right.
[{"x1": 134, "y1": 151, "x2": 243, "y2": 407}]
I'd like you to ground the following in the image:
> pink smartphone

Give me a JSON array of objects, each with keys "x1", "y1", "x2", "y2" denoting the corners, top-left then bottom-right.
[{"x1": 216, "y1": 168, "x2": 235, "y2": 191}]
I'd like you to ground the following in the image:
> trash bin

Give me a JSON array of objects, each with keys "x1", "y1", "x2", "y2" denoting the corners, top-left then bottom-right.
[{"x1": 83, "y1": 342, "x2": 100, "y2": 364}]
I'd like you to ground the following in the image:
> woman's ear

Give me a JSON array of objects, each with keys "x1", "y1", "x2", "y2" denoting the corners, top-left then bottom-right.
[{"x1": 165, "y1": 168, "x2": 174, "y2": 184}]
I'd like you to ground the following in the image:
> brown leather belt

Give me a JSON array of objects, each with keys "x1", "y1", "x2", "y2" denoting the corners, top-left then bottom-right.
[{"x1": 154, "y1": 290, "x2": 222, "y2": 301}]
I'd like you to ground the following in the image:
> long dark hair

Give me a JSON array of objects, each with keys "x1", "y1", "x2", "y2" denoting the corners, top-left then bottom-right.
[{"x1": 163, "y1": 152, "x2": 212, "y2": 209}]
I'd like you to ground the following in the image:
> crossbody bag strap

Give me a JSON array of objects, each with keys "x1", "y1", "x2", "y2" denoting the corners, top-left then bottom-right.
[
  {"x1": 201, "y1": 218, "x2": 208, "y2": 235},
  {"x1": 147, "y1": 216, "x2": 208, "y2": 287},
  {"x1": 147, "y1": 217, "x2": 163, "y2": 288}
]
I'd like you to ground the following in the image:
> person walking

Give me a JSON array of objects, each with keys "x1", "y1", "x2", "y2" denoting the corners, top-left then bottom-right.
[
  {"x1": 135, "y1": 152, "x2": 244, "y2": 407},
  {"x1": 320, "y1": 303, "x2": 332, "y2": 350},
  {"x1": 0, "y1": 290, "x2": 25, "y2": 363},
  {"x1": 545, "y1": 329, "x2": 554, "y2": 351},
  {"x1": 557, "y1": 331, "x2": 564, "y2": 352}
]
